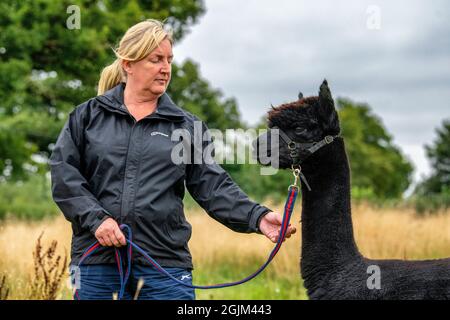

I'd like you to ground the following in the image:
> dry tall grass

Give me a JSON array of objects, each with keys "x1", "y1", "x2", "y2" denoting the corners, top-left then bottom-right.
[
  {"x1": 29, "y1": 233, "x2": 67, "y2": 299},
  {"x1": 0, "y1": 274, "x2": 9, "y2": 300},
  {"x1": 0, "y1": 203, "x2": 449, "y2": 299},
  {"x1": 0, "y1": 216, "x2": 71, "y2": 299}
]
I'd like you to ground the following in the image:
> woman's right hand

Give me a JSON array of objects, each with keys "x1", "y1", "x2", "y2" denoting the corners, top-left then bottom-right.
[{"x1": 94, "y1": 218, "x2": 127, "y2": 247}]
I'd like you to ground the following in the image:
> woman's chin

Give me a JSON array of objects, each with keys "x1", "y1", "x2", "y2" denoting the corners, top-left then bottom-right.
[{"x1": 147, "y1": 86, "x2": 166, "y2": 96}]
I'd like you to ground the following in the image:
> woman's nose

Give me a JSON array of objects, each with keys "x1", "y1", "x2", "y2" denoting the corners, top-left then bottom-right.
[{"x1": 161, "y1": 60, "x2": 171, "y2": 73}]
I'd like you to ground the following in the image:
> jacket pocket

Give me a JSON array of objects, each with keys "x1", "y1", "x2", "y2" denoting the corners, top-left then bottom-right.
[
  {"x1": 164, "y1": 211, "x2": 192, "y2": 245},
  {"x1": 71, "y1": 221, "x2": 83, "y2": 236}
]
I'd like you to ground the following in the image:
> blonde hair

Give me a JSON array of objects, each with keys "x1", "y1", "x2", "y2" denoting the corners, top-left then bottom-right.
[{"x1": 97, "y1": 19, "x2": 173, "y2": 95}]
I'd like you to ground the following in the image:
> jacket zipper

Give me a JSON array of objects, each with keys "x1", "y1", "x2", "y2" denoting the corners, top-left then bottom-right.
[
  {"x1": 119, "y1": 105, "x2": 177, "y2": 223},
  {"x1": 119, "y1": 113, "x2": 137, "y2": 223}
]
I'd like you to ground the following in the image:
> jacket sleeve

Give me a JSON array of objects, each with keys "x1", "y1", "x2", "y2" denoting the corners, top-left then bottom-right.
[
  {"x1": 185, "y1": 119, "x2": 271, "y2": 233},
  {"x1": 49, "y1": 109, "x2": 111, "y2": 235}
]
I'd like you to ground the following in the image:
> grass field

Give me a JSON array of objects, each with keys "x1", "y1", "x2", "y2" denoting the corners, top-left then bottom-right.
[{"x1": 0, "y1": 202, "x2": 449, "y2": 300}]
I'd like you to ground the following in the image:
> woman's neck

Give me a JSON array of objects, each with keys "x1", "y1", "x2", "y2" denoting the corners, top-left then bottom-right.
[
  {"x1": 124, "y1": 82, "x2": 159, "y2": 105},
  {"x1": 123, "y1": 83, "x2": 158, "y2": 121},
  {"x1": 300, "y1": 138, "x2": 362, "y2": 274}
]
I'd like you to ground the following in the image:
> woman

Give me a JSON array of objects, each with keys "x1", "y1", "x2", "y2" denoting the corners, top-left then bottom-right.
[{"x1": 49, "y1": 19, "x2": 296, "y2": 300}]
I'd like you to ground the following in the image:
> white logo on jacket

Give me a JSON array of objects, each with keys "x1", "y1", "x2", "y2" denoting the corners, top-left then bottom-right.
[
  {"x1": 151, "y1": 131, "x2": 169, "y2": 137},
  {"x1": 180, "y1": 274, "x2": 191, "y2": 281}
]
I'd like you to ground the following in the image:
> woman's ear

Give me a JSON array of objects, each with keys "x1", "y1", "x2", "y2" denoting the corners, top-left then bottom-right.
[{"x1": 122, "y1": 60, "x2": 133, "y2": 75}]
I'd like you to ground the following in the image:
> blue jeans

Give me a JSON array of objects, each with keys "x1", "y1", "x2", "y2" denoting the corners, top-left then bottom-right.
[{"x1": 72, "y1": 263, "x2": 195, "y2": 300}]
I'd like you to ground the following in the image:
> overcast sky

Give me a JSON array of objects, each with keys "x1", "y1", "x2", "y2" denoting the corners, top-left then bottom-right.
[{"x1": 173, "y1": 0, "x2": 450, "y2": 186}]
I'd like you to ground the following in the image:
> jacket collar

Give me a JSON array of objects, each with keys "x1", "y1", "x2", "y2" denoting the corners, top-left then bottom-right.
[{"x1": 95, "y1": 82, "x2": 186, "y2": 121}]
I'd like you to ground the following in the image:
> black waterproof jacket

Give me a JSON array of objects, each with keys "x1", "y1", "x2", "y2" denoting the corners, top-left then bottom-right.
[{"x1": 49, "y1": 83, "x2": 271, "y2": 269}]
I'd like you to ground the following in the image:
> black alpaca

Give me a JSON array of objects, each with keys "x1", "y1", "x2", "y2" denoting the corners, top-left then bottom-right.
[{"x1": 255, "y1": 80, "x2": 450, "y2": 299}]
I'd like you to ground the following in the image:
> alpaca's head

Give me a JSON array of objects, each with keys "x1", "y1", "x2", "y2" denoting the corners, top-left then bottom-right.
[{"x1": 253, "y1": 79, "x2": 340, "y2": 169}]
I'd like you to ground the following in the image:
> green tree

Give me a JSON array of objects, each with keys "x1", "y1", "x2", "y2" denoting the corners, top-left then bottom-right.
[
  {"x1": 417, "y1": 119, "x2": 450, "y2": 194},
  {"x1": 337, "y1": 98, "x2": 413, "y2": 199},
  {"x1": 0, "y1": 0, "x2": 244, "y2": 180},
  {"x1": 0, "y1": 118, "x2": 35, "y2": 180},
  {"x1": 167, "y1": 59, "x2": 242, "y2": 130}
]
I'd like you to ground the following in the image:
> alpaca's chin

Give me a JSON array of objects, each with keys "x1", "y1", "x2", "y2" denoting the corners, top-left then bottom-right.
[
  {"x1": 254, "y1": 156, "x2": 292, "y2": 170},
  {"x1": 252, "y1": 137, "x2": 299, "y2": 169},
  {"x1": 276, "y1": 154, "x2": 294, "y2": 169}
]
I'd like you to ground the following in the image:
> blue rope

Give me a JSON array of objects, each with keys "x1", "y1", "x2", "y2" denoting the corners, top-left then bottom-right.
[{"x1": 75, "y1": 186, "x2": 298, "y2": 299}]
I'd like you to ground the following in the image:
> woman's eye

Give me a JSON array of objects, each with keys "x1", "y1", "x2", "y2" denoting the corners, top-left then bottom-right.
[{"x1": 149, "y1": 57, "x2": 172, "y2": 64}]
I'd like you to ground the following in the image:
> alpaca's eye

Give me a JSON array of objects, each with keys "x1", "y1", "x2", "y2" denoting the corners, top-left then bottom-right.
[{"x1": 295, "y1": 127, "x2": 306, "y2": 135}]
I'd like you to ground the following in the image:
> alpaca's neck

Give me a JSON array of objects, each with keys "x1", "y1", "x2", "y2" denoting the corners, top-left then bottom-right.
[{"x1": 300, "y1": 138, "x2": 362, "y2": 276}]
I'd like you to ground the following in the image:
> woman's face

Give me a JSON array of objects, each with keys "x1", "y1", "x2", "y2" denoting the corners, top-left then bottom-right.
[{"x1": 124, "y1": 39, "x2": 173, "y2": 97}]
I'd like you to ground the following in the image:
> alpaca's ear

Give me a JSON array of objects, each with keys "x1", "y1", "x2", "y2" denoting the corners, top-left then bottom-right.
[
  {"x1": 318, "y1": 79, "x2": 335, "y2": 114},
  {"x1": 318, "y1": 79, "x2": 340, "y2": 134}
]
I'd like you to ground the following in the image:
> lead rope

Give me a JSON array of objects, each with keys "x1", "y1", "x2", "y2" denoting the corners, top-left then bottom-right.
[{"x1": 73, "y1": 173, "x2": 300, "y2": 299}]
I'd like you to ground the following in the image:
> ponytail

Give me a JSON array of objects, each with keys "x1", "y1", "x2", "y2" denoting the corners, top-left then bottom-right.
[{"x1": 97, "y1": 59, "x2": 124, "y2": 95}]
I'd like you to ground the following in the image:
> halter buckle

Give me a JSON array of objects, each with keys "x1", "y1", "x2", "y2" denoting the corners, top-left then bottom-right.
[
  {"x1": 288, "y1": 142, "x2": 296, "y2": 150},
  {"x1": 324, "y1": 135, "x2": 334, "y2": 144}
]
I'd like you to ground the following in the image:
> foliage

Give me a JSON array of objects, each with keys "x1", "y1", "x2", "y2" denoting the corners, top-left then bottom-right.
[
  {"x1": 416, "y1": 119, "x2": 450, "y2": 195},
  {"x1": 168, "y1": 59, "x2": 242, "y2": 130},
  {"x1": 0, "y1": 116, "x2": 35, "y2": 180},
  {"x1": 351, "y1": 186, "x2": 377, "y2": 202},
  {"x1": 0, "y1": 0, "x2": 211, "y2": 179},
  {"x1": 411, "y1": 119, "x2": 450, "y2": 214},
  {"x1": 337, "y1": 98, "x2": 413, "y2": 199},
  {"x1": 0, "y1": 174, "x2": 58, "y2": 220},
  {"x1": 413, "y1": 186, "x2": 450, "y2": 215}
]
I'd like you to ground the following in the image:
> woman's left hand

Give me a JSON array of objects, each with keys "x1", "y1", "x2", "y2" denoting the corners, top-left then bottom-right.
[{"x1": 259, "y1": 211, "x2": 297, "y2": 243}]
